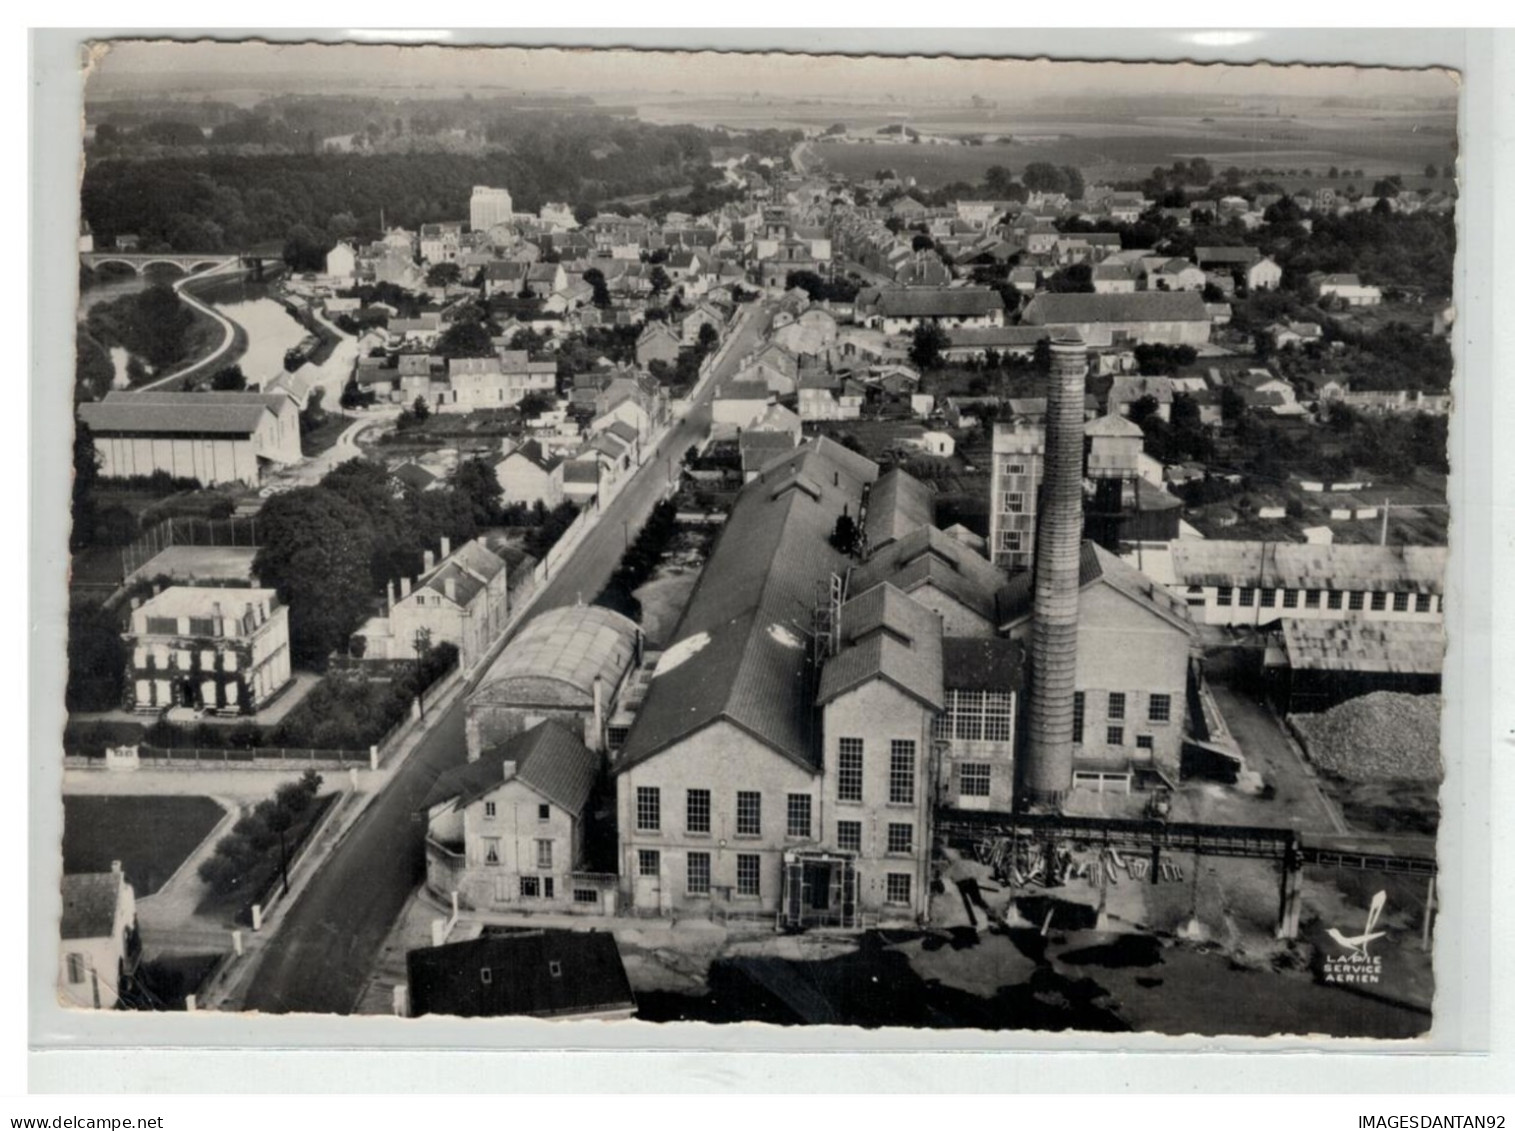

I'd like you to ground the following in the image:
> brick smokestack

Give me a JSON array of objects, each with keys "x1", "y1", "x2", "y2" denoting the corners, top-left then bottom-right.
[{"x1": 1022, "y1": 335, "x2": 1086, "y2": 808}]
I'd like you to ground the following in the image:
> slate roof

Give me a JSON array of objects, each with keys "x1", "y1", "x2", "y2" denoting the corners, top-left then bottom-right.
[
  {"x1": 1281, "y1": 619, "x2": 1444, "y2": 675},
  {"x1": 740, "y1": 430, "x2": 798, "y2": 473},
  {"x1": 942, "y1": 636, "x2": 1027, "y2": 692},
  {"x1": 475, "y1": 604, "x2": 638, "y2": 707},
  {"x1": 419, "y1": 540, "x2": 508, "y2": 607},
  {"x1": 616, "y1": 438, "x2": 879, "y2": 774},
  {"x1": 1170, "y1": 542, "x2": 1447, "y2": 594},
  {"x1": 869, "y1": 287, "x2": 1005, "y2": 319},
  {"x1": 60, "y1": 871, "x2": 125, "y2": 941},
  {"x1": 862, "y1": 468, "x2": 934, "y2": 550},
  {"x1": 817, "y1": 582, "x2": 945, "y2": 711},
  {"x1": 406, "y1": 929, "x2": 634, "y2": 1020},
  {"x1": 1022, "y1": 291, "x2": 1210, "y2": 325},
  {"x1": 1085, "y1": 413, "x2": 1144, "y2": 438},
  {"x1": 1194, "y1": 246, "x2": 1262, "y2": 265},
  {"x1": 78, "y1": 391, "x2": 282, "y2": 437},
  {"x1": 853, "y1": 524, "x2": 1007, "y2": 624},
  {"x1": 422, "y1": 721, "x2": 599, "y2": 816},
  {"x1": 1000, "y1": 541, "x2": 1195, "y2": 632},
  {"x1": 946, "y1": 327, "x2": 1048, "y2": 350}
]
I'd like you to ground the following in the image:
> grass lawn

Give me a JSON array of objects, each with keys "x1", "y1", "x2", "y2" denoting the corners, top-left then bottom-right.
[
  {"x1": 62, "y1": 795, "x2": 227, "y2": 897},
  {"x1": 299, "y1": 412, "x2": 357, "y2": 458}
]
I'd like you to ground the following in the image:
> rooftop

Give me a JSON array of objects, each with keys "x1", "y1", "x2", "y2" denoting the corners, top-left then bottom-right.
[
  {"x1": 862, "y1": 468, "x2": 934, "y2": 551},
  {"x1": 1023, "y1": 291, "x2": 1210, "y2": 326},
  {"x1": 1170, "y1": 542, "x2": 1448, "y2": 594},
  {"x1": 406, "y1": 929, "x2": 634, "y2": 1020},
  {"x1": 1000, "y1": 541, "x2": 1195, "y2": 632},
  {"x1": 60, "y1": 870, "x2": 126, "y2": 941},
  {"x1": 78, "y1": 391, "x2": 285, "y2": 437},
  {"x1": 423, "y1": 720, "x2": 599, "y2": 815},
  {"x1": 866, "y1": 287, "x2": 1006, "y2": 319},
  {"x1": 474, "y1": 604, "x2": 639, "y2": 707},
  {"x1": 817, "y1": 581, "x2": 945, "y2": 711},
  {"x1": 1281, "y1": 619, "x2": 1444, "y2": 675}
]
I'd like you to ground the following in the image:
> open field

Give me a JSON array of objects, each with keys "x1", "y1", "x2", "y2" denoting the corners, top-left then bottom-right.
[{"x1": 62, "y1": 794, "x2": 227, "y2": 897}]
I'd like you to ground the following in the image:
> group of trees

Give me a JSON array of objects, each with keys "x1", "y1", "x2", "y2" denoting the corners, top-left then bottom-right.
[
  {"x1": 83, "y1": 283, "x2": 198, "y2": 377},
  {"x1": 197, "y1": 771, "x2": 324, "y2": 898},
  {"x1": 1130, "y1": 393, "x2": 1216, "y2": 466},
  {"x1": 785, "y1": 269, "x2": 860, "y2": 304},
  {"x1": 594, "y1": 499, "x2": 679, "y2": 622},
  {"x1": 251, "y1": 458, "x2": 485, "y2": 665},
  {"x1": 81, "y1": 113, "x2": 726, "y2": 254}
]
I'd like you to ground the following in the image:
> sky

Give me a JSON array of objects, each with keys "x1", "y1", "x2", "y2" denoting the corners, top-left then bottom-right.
[{"x1": 86, "y1": 38, "x2": 1459, "y2": 105}]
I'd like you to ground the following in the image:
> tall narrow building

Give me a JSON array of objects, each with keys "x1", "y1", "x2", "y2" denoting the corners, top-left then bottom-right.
[
  {"x1": 1020, "y1": 336, "x2": 1088, "y2": 807},
  {"x1": 470, "y1": 185, "x2": 514, "y2": 232},
  {"x1": 989, "y1": 423, "x2": 1044, "y2": 573}
]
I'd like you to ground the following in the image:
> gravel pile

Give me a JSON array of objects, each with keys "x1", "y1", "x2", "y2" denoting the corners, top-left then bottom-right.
[{"x1": 1290, "y1": 692, "x2": 1444, "y2": 782}]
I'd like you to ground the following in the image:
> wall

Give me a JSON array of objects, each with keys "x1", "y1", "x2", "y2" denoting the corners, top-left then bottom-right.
[
  {"x1": 1182, "y1": 584, "x2": 1444, "y2": 628},
  {"x1": 819, "y1": 680, "x2": 935, "y2": 923},
  {"x1": 615, "y1": 721, "x2": 820, "y2": 917},
  {"x1": 93, "y1": 434, "x2": 259, "y2": 487}
]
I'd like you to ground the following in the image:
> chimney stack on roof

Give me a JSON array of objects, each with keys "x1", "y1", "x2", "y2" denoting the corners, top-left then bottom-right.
[
  {"x1": 441, "y1": 536, "x2": 451, "y2": 559},
  {"x1": 401, "y1": 577, "x2": 412, "y2": 598},
  {"x1": 502, "y1": 760, "x2": 517, "y2": 781},
  {"x1": 423, "y1": 550, "x2": 436, "y2": 573},
  {"x1": 1021, "y1": 335, "x2": 1087, "y2": 809}
]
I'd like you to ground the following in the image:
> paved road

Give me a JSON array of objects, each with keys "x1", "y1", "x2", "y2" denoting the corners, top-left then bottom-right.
[{"x1": 238, "y1": 301, "x2": 772, "y2": 1014}]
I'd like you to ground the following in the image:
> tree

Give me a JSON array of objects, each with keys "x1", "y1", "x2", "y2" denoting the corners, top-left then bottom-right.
[
  {"x1": 697, "y1": 322, "x2": 720, "y2": 352},
  {"x1": 517, "y1": 391, "x2": 552, "y2": 418},
  {"x1": 573, "y1": 202, "x2": 597, "y2": 227},
  {"x1": 253, "y1": 487, "x2": 378, "y2": 666},
  {"x1": 412, "y1": 395, "x2": 431, "y2": 421},
  {"x1": 435, "y1": 319, "x2": 494, "y2": 358},
  {"x1": 830, "y1": 512, "x2": 860, "y2": 555},
  {"x1": 1424, "y1": 162, "x2": 1439, "y2": 180},
  {"x1": 648, "y1": 265, "x2": 672, "y2": 296},
  {"x1": 1022, "y1": 162, "x2": 1066, "y2": 194},
  {"x1": 985, "y1": 164, "x2": 1015, "y2": 197},
  {"x1": 426, "y1": 262, "x2": 461, "y2": 288},
  {"x1": 911, "y1": 233, "x2": 934, "y2": 253},
  {"x1": 1128, "y1": 395, "x2": 1161, "y2": 427},
  {"x1": 582, "y1": 267, "x2": 611, "y2": 308},
  {"x1": 909, "y1": 323, "x2": 950, "y2": 370},
  {"x1": 453, "y1": 455, "x2": 503, "y2": 526},
  {"x1": 282, "y1": 224, "x2": 331, "y2": 273},
  {"x1": 1219, "y1": 386, "x2": 1247, "y2": 422},
  {"x1": 210, "y1": 364, "x2": 247, "y2": 391}
]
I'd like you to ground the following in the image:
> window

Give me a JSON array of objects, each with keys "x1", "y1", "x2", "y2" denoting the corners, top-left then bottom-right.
[
  {"x1": 520, "y1": 876, "x2": 541, "y2": 899},
  {"x1": 1283, "y1": 589, "x2": 1299, "y2": 609},
  {"x1": 637, "y1": 849, "x2": 660, "y2": 877},
  {"x1": 538, "y1": 803, "x2": 550, "y2": 822},
  {"x1": 837, "y1": 820, "x2": 862, "y2": 852},
  {"x1": 1073, "y1": 692, "x2": 1085, "y2": 744},
  {"x1": 1239, "y1": 588, "x2": 1255, "y2": 608},
  {"x1": 686, "y1": 788, "x2": 711, "y2": 835},
  {"x1": 1107, "y1": 692, "x2": 1126, "y2": 721},
  {"x1": 1217, "y1": 586, "x2": 1234, "y2": 607},
  {"x1": 1136, "y1": 735, "x2": 1154, "y2": 752},
  {"x1": 1416, "y1": 593, "x2": 1433, "y2": 613},
  {"x1": 1260, "y1": 588, "x2": 1276, "y2": 608},
  {"x1": 1393, "y1": 592, "x2": 1410, "y2": 612},
  {"x1": 837, "y1": 738, "x2": 864, "y2": 802},
  {"x1": 484, "y1": 801, "x2": 496, "y2": 818},
  {"x1": 484, "y1": 839, "x2": 501, "y2": 865},
  {"x1": 480, "y1": 967, "x2": 493, "y2": 985},
  {"x1": 736, "y1": 854, "x2": 761, "y2": 897},
  {"x1": 574, "y1": 889, "x2": 599, "y2": 906},
  {"x1": 1371, "y1": 592, "x2": 1387, "y2": 612},
  {"x1": 983, "y1": 693, "x2": 1012, "y2": 742},
  {"x1": 687, "y1": 851, "x2": 711, "y2": 895},
  {"x1": 736, "y1": 791, "x2": 762, "y2": 837},
  {"x1": 1328, "y1": 590, "x2": 1344, "y2": 610},
  {"x1": 886, "y1": 873, "x2": 912, "y2": 905},
  {"x1": 959, "y1": 763, "x2": 992, "y2": 797},
  {"x1": 1005, "y1": 461, "x2": 1025, "y2": 475},
  {"x1": 635, "y1": 786, "x2": 660, "y2": 832},
  {"x1": 543, "y1": 877, "x2": 555, "y2": 899},
  {"x1": 1106, "y1": 726, "x2": 1124, "y2": 746},
  {"x1": 1000, "y1": 531, "x2": 1023, "y2": 552},
  {"x1": 1005, "y1": 492, "x2": 1025, "y2": 513},
  {"x1": 889, "y1": 741, "x2": 915, "y2": 804},
  {"x1": 66, "y1": 953, "x2": 84, "y2": 984},
  {"x1": 1148, "y1": 694, "x2": 1172, "y2": 724},
  {"x1": 607, "y1": 726, "x2": 629, "y2": 751},
  {"x1": 1349, "y1": 591, "x2": 1365, "y2": 611},
  {"x1": 786, "y1": 794, "x2": 812, "y2": 839},
  {"x1": 1305, "y1": 590, "x2": 1321, "y2": 609},
  {"x1": 548, "y1": 961, "x2": 562, "y2": 978},
  {"x1": 536, "y1": 839, "x2": 553, "y2": 871},
  {"x1": 887, "y1": 823, "x2": 914, "y2": 855}
]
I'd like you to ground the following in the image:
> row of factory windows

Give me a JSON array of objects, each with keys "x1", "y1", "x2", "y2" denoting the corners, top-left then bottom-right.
[
  {"x1": 635, "y1": 787, "x2": 816, "y2": 838},
  {"x1": 1214, "y1": 586, "x2": 1434, "y2": 613},
  {"x1": 635, "y1": 847, "x2": 913, "y2": 905},
  {"x1": 1072, "y1": 691, "x2": 1170, "y2": 749}
]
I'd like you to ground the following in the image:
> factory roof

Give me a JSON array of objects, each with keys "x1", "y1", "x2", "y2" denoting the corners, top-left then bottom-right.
[
  {"x1": 944, "y1": 326, "x2": 1049, "y2": 350},
  {"x1": 60, "y1": 871, "x2": 128, "y2": 941},
  {"x1": 1000, "y1": 542, "x2": 1195, "y2": 634},
  {"x1": 1170, "y1": 542, "x2": 1447, "y2": 594},
  {"x1": 1022, "y1": 291, "x2": 1210, "y2": 326},
  {"x1": 853, "y1": 524, "x2": 1007, "y2": 625},
  {"x1": 1084, "y1": 413, "x2": 1145, "y2": 438},
  {"x1": 422, "y1": 721, "x2": 599, "y2": 816},
  {"x1": 1281, "y1": 619, "x2": 1444, "y2": 675},
  {"x1": 474, "y1": 604, "x2": 639, "y2": 707},
  {"x1": 862, "y1": 468, "x2": 934, "y2": 550},
  {"x1": 817, "y1": 582, "x2": 945, "y2": 711},
  {"x1": 865, "y1": 286, "x2": 1006, "y2": 319},
  {"x1": 616, "y1": 437, "x2": 879, "y2": 774}
]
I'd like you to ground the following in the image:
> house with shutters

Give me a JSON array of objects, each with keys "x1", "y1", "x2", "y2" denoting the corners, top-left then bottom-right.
[
  {"x1": 494, "y1": 439, "x2": 565, "y2": 508},
  {"x1": 122, "y1": 586, "x2": 292, "y2": 715},
  {"x1": 59, "y1": 864, "x2": 140, "y2": 1010}
]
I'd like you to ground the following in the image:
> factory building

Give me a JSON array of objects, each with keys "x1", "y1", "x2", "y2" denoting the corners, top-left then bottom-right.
[
  {"x1": 989, "y1": 424, "x2": 1043, "y2": 573},
  {"x1": 469, "y1": 185, "x2": 514, "y2": 232},
  {"x1": 1168, "y1": 543, "x2": 1447, "y2": 627}
]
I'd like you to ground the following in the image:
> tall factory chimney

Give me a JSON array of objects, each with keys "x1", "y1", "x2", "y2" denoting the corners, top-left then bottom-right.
[{"x1": 1021, "y1": 335, "x2": 1087, "y2": 808}]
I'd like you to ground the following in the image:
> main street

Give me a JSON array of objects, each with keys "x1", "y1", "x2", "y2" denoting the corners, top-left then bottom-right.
[{"x1": 238, "y1": 300, "x2": 773, "y2": 1014}]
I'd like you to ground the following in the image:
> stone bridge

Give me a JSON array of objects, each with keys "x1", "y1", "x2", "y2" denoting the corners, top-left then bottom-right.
[{"x1": 80, "y1": 251, "x2": 249, "y2": 276}]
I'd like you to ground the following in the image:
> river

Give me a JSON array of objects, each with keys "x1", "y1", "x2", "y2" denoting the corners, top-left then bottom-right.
[{"x1": 80, "y1": 272, "x2": 307, "y2": 390}]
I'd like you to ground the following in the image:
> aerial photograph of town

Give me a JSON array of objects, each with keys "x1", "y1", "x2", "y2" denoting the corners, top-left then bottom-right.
[{"x1": 55, "y1": 39, "x2": 1456, "y2": 1039}]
